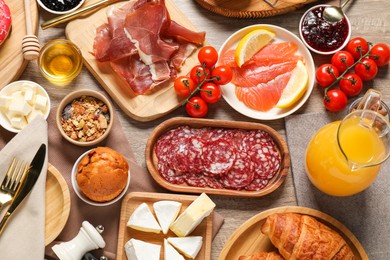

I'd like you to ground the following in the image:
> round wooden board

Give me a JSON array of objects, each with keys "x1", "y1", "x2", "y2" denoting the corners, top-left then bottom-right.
[
  {"x1": 0, "y1": 0, "x2": 39, "y2": 90},
  {"x1": 194, "y1": 0, "x2": 317, "y2": 18},
  {"x1": 219, "y1": 206, "x2": 368, "y2": 260},
  {"x1": 45, "y1": 163, "x2": 71, "y2": 246}
]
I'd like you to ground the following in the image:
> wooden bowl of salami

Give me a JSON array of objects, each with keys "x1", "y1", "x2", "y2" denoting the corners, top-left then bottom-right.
[{"x1": 145, "y1": 117, "x2": 290, "y2": 197}]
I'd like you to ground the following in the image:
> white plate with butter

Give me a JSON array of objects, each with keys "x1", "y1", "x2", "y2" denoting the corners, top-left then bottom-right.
[{"x1": 0, "y1": 80, "x2": 50, "y2": 133}]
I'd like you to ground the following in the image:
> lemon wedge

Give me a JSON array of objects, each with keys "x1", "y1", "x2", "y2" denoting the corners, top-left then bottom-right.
[
  {"x1": 235, "y1": 29, "x2": 276, "y2": 67},
  {"x1": 276, "y1": 60, "x2": 309, "y2": 108}
]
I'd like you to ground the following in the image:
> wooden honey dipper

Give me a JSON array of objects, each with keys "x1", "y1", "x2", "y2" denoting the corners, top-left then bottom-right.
[{"x1": 22, "y1": 0, "x2": 40, "y2": 60}]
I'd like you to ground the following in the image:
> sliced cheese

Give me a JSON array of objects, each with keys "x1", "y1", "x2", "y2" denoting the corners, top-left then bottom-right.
[
  {"x1": 124, "y1": 238, "x2": 161, "y2": 260},
  {"x1": 170, "y1": 193, "x2": 215, "y2": 237},
  {"x1": 164, "y1": 239, "x2": 185, "y2": 260},
  {"x1": 167, "y1": 236, "x2": 203, "y2": 259},
  {"x1": 127, "y1": 203, "x2": 161, "y2": 233},
  {"x1": 153, "y1": 200, "x2": 182, "y2": 235}
]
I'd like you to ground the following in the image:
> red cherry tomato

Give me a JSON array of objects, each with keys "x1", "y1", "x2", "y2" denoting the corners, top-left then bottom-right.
[
  {"x1": 339, "y1": 73, "x2": 363, "y2": 97},
  {"x1": 198, "y1": 46, "x2": 218, "y2": 68},
  {"x1": 174, "y1": 76, "x2": 195, "y2": 97},
  {"x1": 345, "y1": 37, "x2": 369, "y2": 60},
  {"x1": 315, "y1": 64, "x2": 339, "y2": 87},
  {"x1": 324, "y1": 89, "x2": 348, "y2": 112},
  {"x1": 369, "y1": 43, "x2": 390, "y2": 67},
  {"x1": 211, "y1": 65, "x2": 233, "y2": 85},
  {"x1": 331, "y1": 51, "x2": 355, "y2": 73},
  {"x1": 190, "y1": 65, "x2": 210, "y2": 85},
  {"x1": 200, "y1": 82, "x2": 222, "y2": 104},
  {"x1": 185, "y1": 96, "x2": 208, "y2": 118},
  {"x1": 354, "y1": 58, "x2": 378, "y2": 81}
]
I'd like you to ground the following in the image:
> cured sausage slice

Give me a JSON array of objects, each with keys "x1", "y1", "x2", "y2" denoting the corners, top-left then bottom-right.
[
  {"x1": 220, "y1": 152, "x2": 254, "y2": 189},
  {"x1": 201, "y1": 139, "x2": 236, "y2": 176}
]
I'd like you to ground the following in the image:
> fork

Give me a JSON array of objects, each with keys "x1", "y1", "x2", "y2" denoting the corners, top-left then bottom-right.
[{"x1": 0, "y1": 158, "x2": 30, "y2": 212}]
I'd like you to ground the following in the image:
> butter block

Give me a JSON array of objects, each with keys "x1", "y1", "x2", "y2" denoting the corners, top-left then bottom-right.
[
  {"x1": 124, "y1": 238, "x2": 161, "y2": 260},
  {"x1": 34, "y1": 94, "x2": 48, "y2": 112},
  {"x1": 26, "y1": 109, "x2": 45, "y2": 123},
  {"x1": 164, "y1": 239, "x2": 184, "y2": 260},
  {"x1": 170, "y1": 193, "x2": 215, "y2": 237},
  {"x1": 24, "y1": 88, "x2": 35, "y2": 105},
  {"x1": 0, "y1": 95, "x2": 12, "y2": 109},
  {"x1": 127, "y1": 203, "x2": 161, "y2": 233},
  {"x1": 22, "y1": 82, "x2": 37, "y2": 94},
  {"x1": 167, "y1": 236, "x2": 203, "y2": 259},
  {"x1": 153, "y1": 200, "x2": 182, "y2": 235},
  {"x1": 8, "y1": 99, "x2": 32, "y2": 116},
  {"x1": 10, "y1": 116, "x2": 27, "y2": 130}
]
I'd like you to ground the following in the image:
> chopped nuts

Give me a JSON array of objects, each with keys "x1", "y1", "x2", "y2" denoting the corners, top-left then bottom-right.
[{"x1": 61, "y1": 95, "x2": 110, "y2": 142}]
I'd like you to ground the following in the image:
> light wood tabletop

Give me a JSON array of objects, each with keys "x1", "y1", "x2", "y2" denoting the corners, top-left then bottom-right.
[{"x1": 17, "y1": 0, "x2": 390, "y2": 259}]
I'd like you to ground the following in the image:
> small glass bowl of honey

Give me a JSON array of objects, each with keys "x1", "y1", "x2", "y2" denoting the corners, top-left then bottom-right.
[{"x1": 38, "y1": 39, "x2": 83, "y2": 84}]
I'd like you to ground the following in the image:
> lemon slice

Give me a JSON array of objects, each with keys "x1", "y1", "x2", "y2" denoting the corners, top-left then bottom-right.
[
  {"x1": 235, "y1": 29, "x2": 276, "y2": 67},
  {"x1": 276, "y1": 60, "x2": 309, "y2": 108}
]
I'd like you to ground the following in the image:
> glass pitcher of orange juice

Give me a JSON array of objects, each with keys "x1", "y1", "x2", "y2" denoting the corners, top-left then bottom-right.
[{"x1": 305, "y1": 90, "x2": 390, "y2": 196}]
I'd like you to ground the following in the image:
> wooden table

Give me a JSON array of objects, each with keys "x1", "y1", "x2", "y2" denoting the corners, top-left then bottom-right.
[{"x1": 19, "y1": 0, "x2": 390, "y2": 259}]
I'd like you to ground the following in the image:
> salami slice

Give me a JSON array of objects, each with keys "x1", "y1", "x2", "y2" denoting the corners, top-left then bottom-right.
[
  {"x1": 0, "y1": 0, "x2": 11, "y2": 46},
  {"x1": 157, "y1": 161, "x2": 185, "y2": 184},
  {"x1": 245, "y1": 178, "x2": 269, "y2": 191},
  {"x1": 220, "y1": 152, "x2": 254, "y2": 189},
  {"x1": 249, "y1": 141, "x2": 281, "y2": 180},
  {"x1": 201, "y1": 139, "x2": 236, "y2": 176},
  {"x1": 184, "y1": 173, "x2": 224, "y2": 189}
]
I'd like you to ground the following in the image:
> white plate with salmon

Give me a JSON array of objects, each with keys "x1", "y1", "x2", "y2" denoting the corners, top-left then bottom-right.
[{"x1": 218, "y1": 24, "x2": 315, "y2": 120}]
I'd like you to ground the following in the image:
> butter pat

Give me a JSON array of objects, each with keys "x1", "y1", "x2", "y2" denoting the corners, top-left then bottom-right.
[
  {"x1": 127, "y1": 203, "x2": 161, "y2": 233},
  {"x1": 170, "y1": 193, "x2": 215, "y2": 237},
  {"x1": 167, "y1": 236, "x2": 203, "y2": 259},
  {"x1": 153, "y1": 200, "x2": 182, "y2": 235},
  {"x1": 8, "y1": 99, "x2": 32, "y2": 116},
  {"x1": 124, "y1": 238, "x2": 161, "y2": 260},
  {"x1": 34, "y1": 94, "x2": 48, "y2": 112},
  {"x1": 0, "y1": 95, "x2": 12, "y2": 109},
  {"x1": 27, "y1": 109, "x2": 45, "y2": 123},
  {"x1": 24, "y1": 88, "x2": 35, "y2": 105},
  {"x1": 164, "y1": 239, "x2": 184, "y2": 260},
  {"x1": 10, "y1": 116, "x2": 27, "y2": 130}
]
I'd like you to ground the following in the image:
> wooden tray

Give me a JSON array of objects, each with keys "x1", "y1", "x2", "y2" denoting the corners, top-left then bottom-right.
[
  {"x1": 145, "y1": 117, "x2": 290, "y2": 197},
  {"x1": 194, "y1": 0, "x2": 317, "y2": 18},
  {"x1": 219, "y1": 206, "x2": 368, "y2": 260},
  {"x1": 65, "y1": 0, "x2": 203, "y2": 122},
  {"x1": 45, "y1": 163, "x2": 71, "y2": 246},
  {"x1": 116, "y1": 192, "x2": 213, "y2": 260},
  {"x1": 0, "y1": 0, "x2": 39, "y2": 89}
]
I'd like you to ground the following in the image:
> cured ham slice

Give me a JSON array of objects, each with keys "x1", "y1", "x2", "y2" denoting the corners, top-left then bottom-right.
[{"x1": 0, "y1": 0, "x2": 11, "y2": 46}]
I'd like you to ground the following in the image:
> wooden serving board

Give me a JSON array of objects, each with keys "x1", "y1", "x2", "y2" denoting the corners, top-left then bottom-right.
[
  {"x1": 194, "y1": 0, "x2": 318, "y2": 18},
  {"x1": 45, "y1": 163, "x2": 71, "y2": 246},
  {"x1": 0, "y1": 0, "x2": 39, "y2": 89},
  {"x1": 116, "y1": 192, "x2": 213, "y2": 260},
  {"x1": 66, "y1": 0, "x2": 202, "y2": 122},
  {"x1": 219, "y1": 206, "x2": 368, "y2": 260},
  {"x1": 145, "y1": 117, "x2": 290, "y2": 197}
]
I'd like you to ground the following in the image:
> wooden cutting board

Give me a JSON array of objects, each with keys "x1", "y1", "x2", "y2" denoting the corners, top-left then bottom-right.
[
  {"x1": 66, "y1": 0, "x2": 202, "y2": 122},
  {"x1": 194, "y1": 0, "x2": 317, "y2": 18},
  {"x1": 0, "y1": 0, "x2": 39, "y2": 89}
]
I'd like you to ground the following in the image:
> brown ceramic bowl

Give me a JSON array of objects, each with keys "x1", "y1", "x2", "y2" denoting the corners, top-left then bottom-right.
[{"x1": 56, "y1": 89, "x2": 114, "y2": 146}]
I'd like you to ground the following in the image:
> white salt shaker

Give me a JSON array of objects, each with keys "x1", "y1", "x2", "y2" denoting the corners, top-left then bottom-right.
[{"x1": 52, "y1": 221, "x2": 106, "y2": 260}]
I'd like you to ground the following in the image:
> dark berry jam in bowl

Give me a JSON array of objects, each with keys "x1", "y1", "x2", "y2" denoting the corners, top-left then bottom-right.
[
  {"x1": 37, "y1": 0, "x2": 85, "y2": 14},
  {"x1": 299, "y1": 5, "x2": 351, "y2": 55}
]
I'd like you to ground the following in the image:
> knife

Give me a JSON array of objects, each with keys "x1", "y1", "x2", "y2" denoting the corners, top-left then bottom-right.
[{"x1": 0, "y1": 143, "x2": 46, "y2": 235}]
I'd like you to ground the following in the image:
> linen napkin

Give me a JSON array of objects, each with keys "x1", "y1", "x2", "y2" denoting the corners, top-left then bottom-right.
[
  {"x1": 285, "y1": 111, "x2": 390, "y2": 260},
  {"x1": 0, "y1": 116, "x2": 48, "y2": 259}
]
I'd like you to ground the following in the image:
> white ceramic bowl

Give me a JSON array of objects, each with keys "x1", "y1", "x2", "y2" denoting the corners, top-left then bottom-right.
[
  {"x1": 37, "y1": 0, "x2": 85, "y2": 15},
  {"x1": 218, "y1": 24, "x2": 315, "y2": 120},
  {"x1": 299, "y1": 4, "x2": 351, "y2": 55},
  {"x1": 0, "y1": 80, "x2": 51, "y2": 133},
  {"x1": 71, "y1": 149, "x2": 131, "y2": 207}
]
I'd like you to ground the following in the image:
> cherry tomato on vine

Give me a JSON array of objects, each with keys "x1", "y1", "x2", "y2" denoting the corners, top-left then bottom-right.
[
  {"x1": 190, "y1": 65, "x2": 210, "y2": 85},
  {"x1": 346, "y1": 37, "x2": 369, "y2": 60},
  {"x1": 316, "y1": 64, "x2": 339, "y2": 87},
  {"x1": 198, "y1": 46, "x2": 218, "y2": 68},
  {"x1": 324, "y1": 89, "x2": 348, "y2": 112},
  {"x1": 174, "y1": 76, "x2": 195, "y2": 97},
  {"x1": 331, "y1": 51, "x2": 354, "y2": 73},
  {"x1": 185, "y1": 96, "x2": 208, "y2": 118},
  {"x1": 355, "y1": 58, "x2": 378, "y2": 81},
  {"x1": 339, "y1": 74, "x2": 363, "y2": 97},
  {"x1": 370, "y1": 43, "x2": 390, "y2": 67},
  {"x1": 211, "y1": 65, "x2": 233, "y2": 85},
  {"x1": 200, "y1": 82, "x2": 222, "y2": 104}
]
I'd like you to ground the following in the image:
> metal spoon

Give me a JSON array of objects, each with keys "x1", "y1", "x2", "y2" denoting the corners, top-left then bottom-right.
[{"x1": 323, "y1": 0, "x2": 352, "y2": 23}]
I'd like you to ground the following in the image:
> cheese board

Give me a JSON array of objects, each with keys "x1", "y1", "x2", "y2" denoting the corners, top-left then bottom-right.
[
  {"x1": 0, "y1": 0, "x2": 39, "y2": 89},
  {"x1": 218, "y1": 206, "x2": 368, "y2": 260},
  {"x1": 116, "y1": 192, "x2": 213, "y2": 260},
  {"x1": 194, "y1": 0, "x2": 317, "y2": 18},
  {"x1": 65, "y1": 0, "x2": 203, "y2": 122}
]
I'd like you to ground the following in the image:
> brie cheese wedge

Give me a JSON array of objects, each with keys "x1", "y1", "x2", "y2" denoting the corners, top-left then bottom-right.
[
  {"x1": 164, "y1": 238, "x2": 184, "y2": 260},
  {"x1": 167, "y1": 236, "x2": 203, "y2": 259},
  {"x1": 127, "y1": 203, "x2": 161, "y2": 233},
  {"x1": 153, "y1": 200, "x2": 182, "y2": 234},
  {"x1": 124, "y1": 238, "x2": 161, "y2": 260}
]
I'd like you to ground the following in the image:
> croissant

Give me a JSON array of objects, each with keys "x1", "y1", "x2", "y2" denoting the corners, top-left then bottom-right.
[
  {"x1": 261, "y1": 213, "x2": 355, "y2": 260},
  {"x1": 239, "y1": 251, "x2": 284, "y2": 260}
]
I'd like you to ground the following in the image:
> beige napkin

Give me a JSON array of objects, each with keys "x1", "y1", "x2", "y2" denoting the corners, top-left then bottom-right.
[{"x1": 0, "y1": 116, "x2": 48, "y2": 259}]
